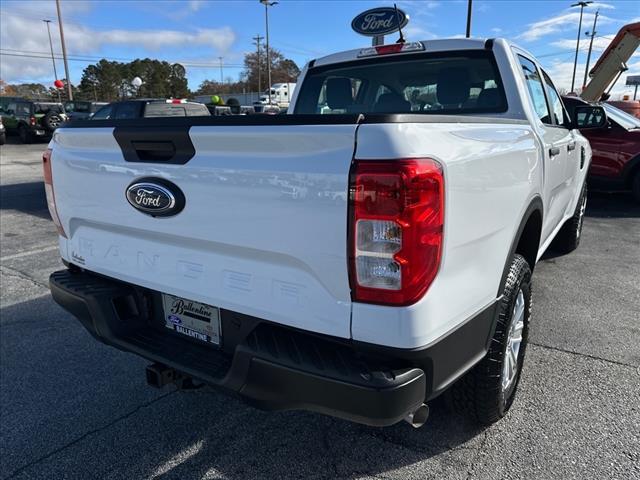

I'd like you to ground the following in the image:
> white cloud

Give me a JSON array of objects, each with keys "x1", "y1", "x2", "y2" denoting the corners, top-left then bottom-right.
[
  {"x1": 541, "y1": 55, "x2": 640, "y2": 100},
  {"x1": 491, "y1": 27, "x2": 503, "y2": 34},
  {"x1": 518, "y1": 12, "x2": 613, "y2": 42},
  {"x1": 550, "y1": 36, "x2": 613, "y2": 52},
  {"x1": 0, "y1": 12, "x2": 236, "y2": 83},
  {"x1": 589, "y1": 2, "x2": 616, "y2": 10},
  {"x1": 188, "y1": 0, "x2": 204, "y2": 12}
]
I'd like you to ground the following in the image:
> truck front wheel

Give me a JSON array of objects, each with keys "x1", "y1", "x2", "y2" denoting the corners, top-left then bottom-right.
[{"x1": 448, "y1": 254, "x2": 531, "y2": 424}]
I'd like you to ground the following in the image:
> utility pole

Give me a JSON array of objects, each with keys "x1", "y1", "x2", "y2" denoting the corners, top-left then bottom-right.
[
  {"x1": 43, "y1": 19, "x2": 61, "y2": 103},
  {"x1": 252, "y1": 34, "x2": 264, "y2": 93},
  {"x1": 260, "y1": 0, "x2": 278, "y2": 104},
  {"x1": 570, "y1": 1, "x2": 592, "y2": 93},
  {"x1": 465, "y1": 0, "x2": 473, "y2": 38},
  {"x1": 218, "y1": 57, "x2": 224, "y2": 83},
  {"x1": 55, "y1": 0, "x2": 73, "y2": 100},
  {"x1": 582, "y1": 10, "x2": 599, "y2": 89}
]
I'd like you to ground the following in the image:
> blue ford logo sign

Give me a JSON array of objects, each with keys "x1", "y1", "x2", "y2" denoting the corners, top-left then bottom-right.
[
  {"x1": 126, "y1": 178, "x2": 185, "y2": 217},
  {"x1": 351, "y1": 7, "x2": 409, "y2": 37}
]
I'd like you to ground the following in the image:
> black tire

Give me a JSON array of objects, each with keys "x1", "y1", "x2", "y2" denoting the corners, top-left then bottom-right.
[
  {"x1": 42, "y1": 111, "x2": 62, "y2": 132},
  {"x1": 18, "y1": 125, "x2": 32, "y2": 144},
  {"x1": 631, "y1": 170, "x2": 640, "y2": 204},
  {"x1": 551, "y1": 183, "x2": 587, "y2": 254},
  {"x1": 448, "y1": 254, "x2": 532, "y2": 425},
  {"x1": 0, "y1": 132, "x2": 5, "y2": 145}
]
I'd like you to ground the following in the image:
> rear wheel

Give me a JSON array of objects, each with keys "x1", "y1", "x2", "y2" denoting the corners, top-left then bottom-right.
[
  {"x1": 18, "y1": 125, "x2": 32, "y2": 144},
  {"x1": 552, "y1": 184, "x2": 587, "y2": 254},
  {"x1": 448, "y1": 254, "x2": 531, "y2": 424}
]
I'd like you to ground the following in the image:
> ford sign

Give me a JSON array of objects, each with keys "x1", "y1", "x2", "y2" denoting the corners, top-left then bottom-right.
[
  {"x1": 126, "y1": 178, "x2": 185, "y2": 217},
  {"x1": 351, "y1": 7, "x2": 409, "y2": 37}
]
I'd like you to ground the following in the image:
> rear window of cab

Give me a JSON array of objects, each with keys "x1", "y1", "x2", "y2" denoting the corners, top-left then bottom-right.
[{"x1": 294, "y1": 50, "x2": 508, "y2": 115}]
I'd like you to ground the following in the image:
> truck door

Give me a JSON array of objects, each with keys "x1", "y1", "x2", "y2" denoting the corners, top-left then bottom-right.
[
  {"x1": 541, "y1": 70, "x2": 582, "y2": 217},
  {"x1": 517, "y1": 55, "x2": 572, "y2": 244}
]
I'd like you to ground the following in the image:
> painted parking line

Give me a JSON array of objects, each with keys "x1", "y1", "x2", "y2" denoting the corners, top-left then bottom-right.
[{"x1": 0, "y1": 245, "x2": 59, "y2": 262}]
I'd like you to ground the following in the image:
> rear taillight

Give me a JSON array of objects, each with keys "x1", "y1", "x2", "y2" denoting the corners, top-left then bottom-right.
[
  {"x1": 349, "y1": 159, "x2": 444, "y2": 306},
  {"x1": 30, "y1": 116, "x2": 37, "y2": 126},
  {"x1": 42, "y1": 148, "x2": 67, "y2": 238}
]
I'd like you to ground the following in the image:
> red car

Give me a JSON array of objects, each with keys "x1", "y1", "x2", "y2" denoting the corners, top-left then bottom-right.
[{"x1": 563, "y1": 96, "x2": 640, "y2": 202}]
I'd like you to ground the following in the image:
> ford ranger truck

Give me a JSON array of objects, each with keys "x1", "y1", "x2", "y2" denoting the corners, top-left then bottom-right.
[{"x1": 47, "y1": 39, "x2": 604, "y2": 428}]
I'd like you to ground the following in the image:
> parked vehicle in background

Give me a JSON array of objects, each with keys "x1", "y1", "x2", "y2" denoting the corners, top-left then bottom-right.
[
  {"x1": 1, "y1": 100, "x2": 66, "y2": 143},
  {"x1": 91, "y1": 99, "x2": 210, "y2": 119},
  {"x1": 256, "y1": 83, "x2": 296, "y2": 110},
  {"x1": 607, "y1": 100, "x2": 640, "y2": 119},
  {"x1": 64, "y1": 101, "x2": 108, "y2": 121},
  {"x1": 48, "y1": 38, "x2": 602, "y2": 429},
  {"x1": 0, "y1": 116, "x2": 6, "y2": 145},
  {"x1": 564, "y1": 96, "x2": 640, "y2": 201}
]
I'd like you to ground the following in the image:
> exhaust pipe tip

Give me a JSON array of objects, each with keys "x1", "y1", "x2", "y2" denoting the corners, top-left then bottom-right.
[{"x1": 404, "y1": 403, "x2": 429, "y2": 428}]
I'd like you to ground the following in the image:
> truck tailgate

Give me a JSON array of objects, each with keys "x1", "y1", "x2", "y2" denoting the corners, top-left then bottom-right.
[{"x1": 51, "y1": 123, "x2": 357, "y2": 339}]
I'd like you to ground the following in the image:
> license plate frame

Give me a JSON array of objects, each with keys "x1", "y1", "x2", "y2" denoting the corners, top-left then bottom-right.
[{"x1": 161, "y1": 293, "x2": 221, "y2": 346}]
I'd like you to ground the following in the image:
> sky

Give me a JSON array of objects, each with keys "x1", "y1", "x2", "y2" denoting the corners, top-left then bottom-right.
[{"x1": 1, "y1": 0, "x2": 639, "y2": 99}]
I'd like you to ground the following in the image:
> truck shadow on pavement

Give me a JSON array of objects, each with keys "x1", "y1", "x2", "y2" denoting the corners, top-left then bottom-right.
[
  {"x1": 0, "y1": 181, "x2": 51, "y2": 220},
  {"x1": 585, "y1": 190, "x2": 640, "y2": 218},
  {"x1": 1, "y1": 294, "x2": 486, "y2": 480}
]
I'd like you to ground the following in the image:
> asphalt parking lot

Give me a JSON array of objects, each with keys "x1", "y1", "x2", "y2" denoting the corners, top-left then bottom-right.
[{"x1": 1, "y1": 136, "x2": 638, "y2": 480}]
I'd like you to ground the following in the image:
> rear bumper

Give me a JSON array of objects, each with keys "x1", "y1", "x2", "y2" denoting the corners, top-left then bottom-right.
[{"x1": 50, "y1": 268, "x2": 428, "y2": 427}]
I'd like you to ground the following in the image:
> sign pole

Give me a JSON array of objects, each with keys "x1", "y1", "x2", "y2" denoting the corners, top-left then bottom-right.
[{"x1": 372, "y1": 35, "x2": 384, "y2": 46}]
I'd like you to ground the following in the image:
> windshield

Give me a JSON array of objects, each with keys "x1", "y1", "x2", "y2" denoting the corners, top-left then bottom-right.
[
  {"x1": 603, "y1": 103, "x2": 640, "y2": 129},
  {"x1": 64, "y1": 102, "x2": 91, "y2": 113},
  {"x1": 294, "y1": 51, "x2": 507, "y2": 115}
]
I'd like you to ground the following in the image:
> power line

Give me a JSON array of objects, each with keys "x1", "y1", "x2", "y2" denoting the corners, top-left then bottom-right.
[{"x1": 0, "y1": 50, "x2": 245, "y2": 68}]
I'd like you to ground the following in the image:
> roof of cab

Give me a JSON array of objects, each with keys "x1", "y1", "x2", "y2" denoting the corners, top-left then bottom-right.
[{"x1": 312, "y1": 38, "x2": 493, "y2": 68}]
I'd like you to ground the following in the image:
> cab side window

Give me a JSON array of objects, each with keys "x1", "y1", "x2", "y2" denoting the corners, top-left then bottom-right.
[
  {"x1": 518, "y1": 55, "x2": 551, "y2": 125},
  {"x1": 91, "y1": 105, "x2": 113, "y2": 120},
  {"x1": 542, "y1": 71, "x2": 569, "y2": 128}
]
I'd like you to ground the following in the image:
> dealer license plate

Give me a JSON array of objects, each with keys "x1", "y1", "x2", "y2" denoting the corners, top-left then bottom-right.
[{"x1": 162, "y1": 294, "x2": 221, "y2": 346}]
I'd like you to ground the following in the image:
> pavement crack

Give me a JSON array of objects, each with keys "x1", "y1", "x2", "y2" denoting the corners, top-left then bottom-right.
[
  {"x1": 4, "y1": 390, "x2": 176, "y2": 480},
  {"x1": 0, "y1": 265, "x2": 48, "y2": 290},
  {"x1": 529, "y1": 342, "x2": 638, "y2": 369}
]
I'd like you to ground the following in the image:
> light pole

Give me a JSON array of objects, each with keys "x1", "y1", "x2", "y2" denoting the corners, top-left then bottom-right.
[
  {"x1": 260, "y1": 0, "x2": 278, "y2": 104},
  {"x1": 465, "y1": 0, "x2": 473, "y2": 38},
  {"x1": 219, "y1": 57, "x2": 224, "y2": 83},
  {"x1": 582, "y1": 10, "x2": 599, "y2": 89},
  {"x1": 43, "y1": 19, "x2": 61, "y2": 103},
  {"x1": 570, "y1": 1, "x2": 592, "y2": 93},
  {"x1": 55, "y1": 0, "x2": 73, "y2": 100}
]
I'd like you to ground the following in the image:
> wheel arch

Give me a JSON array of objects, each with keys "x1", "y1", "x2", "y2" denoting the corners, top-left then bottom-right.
[{"x1": 497, "y1": 197, "x2": 543, "y2": 297}]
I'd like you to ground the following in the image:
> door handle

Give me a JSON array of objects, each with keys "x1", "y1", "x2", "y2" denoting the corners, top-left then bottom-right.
[
  {"x1": 567, "y1": 141, "x2": 576, "y2": 152},
  {"x1": 549, "y1": 146, "x2": 560, "y2": 157}
]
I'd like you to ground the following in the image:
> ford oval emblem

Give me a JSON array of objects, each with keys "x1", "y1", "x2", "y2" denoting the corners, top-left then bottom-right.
[
  {"x1": 351, "y1": 7, "x2": 409, "y2": 37},
  {"x1": 125, "y1": 177, "x2": 185, "y2": 217}
]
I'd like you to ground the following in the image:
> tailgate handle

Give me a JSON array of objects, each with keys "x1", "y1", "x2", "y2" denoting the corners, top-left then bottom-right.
[
  {"x1": 113, "y1": 126, "x2": 195, "y2": 164},
  {"x1": 131, "y1": 141, "x2": 176, "y2": 161}
]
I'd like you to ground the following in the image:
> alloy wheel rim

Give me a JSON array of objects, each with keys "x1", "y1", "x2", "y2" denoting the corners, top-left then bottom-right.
[
  {"x1": 577, "y1": 195, "x2": 587, "y2": 238},
  {"x1": 502, "y1": 289, "x2": 525, "y2": 393}
]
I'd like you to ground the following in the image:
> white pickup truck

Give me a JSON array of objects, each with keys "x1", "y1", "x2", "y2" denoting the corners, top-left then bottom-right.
[{"x1": 47, "y1": 38, "x2": 605, "y2": 428}]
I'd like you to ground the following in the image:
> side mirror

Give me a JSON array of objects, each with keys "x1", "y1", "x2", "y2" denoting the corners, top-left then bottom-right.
[
  {"x1": 6, "y1": 109, "x2": 14, "y2": 115},
  {"x1": 572, "y1": 105, "x2": 607, "y2": 130}
]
